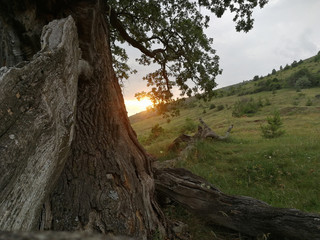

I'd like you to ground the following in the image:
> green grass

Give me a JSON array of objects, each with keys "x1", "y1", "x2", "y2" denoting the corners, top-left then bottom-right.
[{"x1": 130, "y1": 86, "x2": 320, "y2": 239}]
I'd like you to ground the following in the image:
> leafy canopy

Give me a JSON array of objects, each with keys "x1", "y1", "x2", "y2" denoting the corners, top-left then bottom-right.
[{"x1": 106, "y1": 0, "x2": 268, "y2": 107}]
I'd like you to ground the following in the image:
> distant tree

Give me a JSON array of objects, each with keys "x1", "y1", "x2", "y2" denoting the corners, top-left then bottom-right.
[
  {"x1": 315, "y1": 52, "x2": 320, "y2": 62},
  {"x1": 232, "y1": 98, "x2": 261, "y2": 117},
  {"x1": 284, "y1": 64, "x2": 291, "y2": 70},
  {"x1": 280, "y1": 65, "x2": 283, "y2": 71},
  {"x1": 291, "y1": 60, "x2": 298, "y2": 67},
  {"x1": 295, "y1": 76, "x2": 312, "y2": 89},
  {"x1": 253, "y1": 75, "x2": 260, "y2": 81},
  {"x1": 286, "y1": 68, "x2": 313, "y2": 88},
  {"x1": 272, "y1": 69, "x2": 277, "y2": 74}
]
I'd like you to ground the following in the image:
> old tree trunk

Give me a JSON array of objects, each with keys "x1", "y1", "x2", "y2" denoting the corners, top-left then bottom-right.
[
  {"x1": 1, "y1": 1, "x2": 320, "y2": 240},
  {"x1": 0, "y1": 0, "x2": 164, "y2": 239}
]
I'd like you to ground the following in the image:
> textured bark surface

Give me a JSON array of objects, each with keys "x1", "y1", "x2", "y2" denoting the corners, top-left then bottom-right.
[
  {"x1": 154, "y1": 168, "x2": 320, "y2": 240},
  {"x1": 0, "y1": 1, "x2": 165, "y2": 239},
  {"x1": 45, "y1": 3, "x2": 165, "y2": 238},
  {"x1": 0, "y1": 16, "x2": 79, "y2": 230},
  {"x1": 0, "y1": 231, "x2": 134, "y2": 240}
]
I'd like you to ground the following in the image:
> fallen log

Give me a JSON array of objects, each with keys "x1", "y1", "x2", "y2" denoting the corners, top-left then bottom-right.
[
  {"x1": 154, "y1": 168, "x2": 320, "y2": 240},
  {"x1": 194, "y1": 118, "x2": 233, "y2": 140},
  {"x1": 167, "y1": 118, "x2": 233, "y2": 152}
]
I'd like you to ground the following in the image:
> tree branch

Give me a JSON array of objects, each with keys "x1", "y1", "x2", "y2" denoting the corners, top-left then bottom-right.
[
  {"x1": 107, "y1": 5, "x2": 165, "y2": 59},
  {"x1": 154, "y1": 168, "x2": 320, "y2": 240}
]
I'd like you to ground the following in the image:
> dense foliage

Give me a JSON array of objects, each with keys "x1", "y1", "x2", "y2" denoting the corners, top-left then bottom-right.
[
  {"x1": 106, "y1": 0, "x2": 268, "y2": 107},
  {"x1": 232, "y1": 97, "x2": 262, "y2": 117}
]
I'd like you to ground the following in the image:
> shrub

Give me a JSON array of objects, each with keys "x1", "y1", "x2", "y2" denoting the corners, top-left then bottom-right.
[
  {"x1": 292, "y1": 99, "x2": 299, "y2": 106},
  {"x1": 149, "y1": 123, "x2": 164, "y2": 140},
  {"x1": 253, "y1": 75, "x2": 260, "y2": 81},
  {"x1": 306, "y1": 98, "x2": 313, "y2": 106},
  {"x1": 255, "y1": 78, "x2": 281, "y2": 92},
  {"x1": 180, "y1": 118, "x2": 197, "y2": 133},
  {"x1": 291, "y1": 60, "x2": 298, "y2": 68},
  {"x1": 209, "y1": 103, "x2": 216, "y2": 109},
  {"x1": 295, "y1": 76, "x2": 312, "y2": 89},
  {"x1": 217, "y1": 105, "x2": 224, "y2": 111},
  {"x1": 284, "y1": 64, "x2": 290, "y2": 70},
  {"x1": 286, "y1": 68, "x2": 312, "y2": 88},
  {"x1": 261, "y1": 111, "x2": 285, "y2": 138},
  {"x1": 257, "y1": 97, "x2": 264, "y2": 107},
  {"x1": 265, "y1": 98, "x2": 271, "y2": 106},
  {"x1": 232, "y1": 98, "x2": 261, "y2": 117}
]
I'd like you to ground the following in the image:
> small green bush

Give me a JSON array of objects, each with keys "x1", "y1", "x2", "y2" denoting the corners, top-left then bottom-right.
[
  {"x1": 306, "y1": 98, "x2": 313, "y2": 106},
  {"x1": 180, "y1": 118, "x2": 197, "y2": 133},
  {"x1": 265, "y1": 98, "x2": 271, "y2": 106},
  {"x1": 149, "y1": 123, "x2": 164, "y2": 140},
  {"x1": 209, "y1": 103, "x2": 216, "y2": 109},
  {"x1": 260, "y1": 111, "x2": 285, "y2": 138},
  {"x1": 292, "y1": 99, "x2": 299, "y2": 106},
  {"x1": 217, "y1": 105, "x2": 224, "y2": 111},
  {"x1": 232, "y1": 98, "x2": 261, "y2": 117},
  {"x1": 257, "y1": 97, "x2": 264, "y2": 107},
  {"x1": 295, "y1": 76, "x2": 312, "y2": 89}
]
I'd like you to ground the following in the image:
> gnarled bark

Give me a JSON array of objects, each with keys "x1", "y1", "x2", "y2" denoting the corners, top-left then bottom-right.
[
  {"x1": 0, "y1": 16, "x2": 79, "y2": 231},
  {"x1": 154, "y1": 168, "x2": 320, "y2": 240},
  {"x1": 0, "y1": 1, "x2": 165, "y2": 239}
]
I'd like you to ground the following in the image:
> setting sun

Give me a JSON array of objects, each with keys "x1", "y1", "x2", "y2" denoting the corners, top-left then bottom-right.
[{"x1": 125, "y1": 97, "x2": 153, "y2": 116}]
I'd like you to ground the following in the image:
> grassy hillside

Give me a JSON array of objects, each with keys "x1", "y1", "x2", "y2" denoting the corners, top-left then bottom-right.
[{"x1": 129, "y1": 55, "x2": 320, "y2": 239}]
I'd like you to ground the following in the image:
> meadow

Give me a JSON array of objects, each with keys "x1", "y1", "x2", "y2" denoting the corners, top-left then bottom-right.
[{"x1": 130, "y1": 79, "x2": 320, "y2": 239}]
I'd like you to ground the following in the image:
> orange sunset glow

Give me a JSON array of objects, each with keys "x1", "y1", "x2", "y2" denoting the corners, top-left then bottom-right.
[{"x1": 125, "y1": 97, "x2": 153, "y2": 116}]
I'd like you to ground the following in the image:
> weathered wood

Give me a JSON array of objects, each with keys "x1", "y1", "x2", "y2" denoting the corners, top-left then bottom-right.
[
  {"x1": 154, "y1": 168, "x2": 320, "y2": 240},
  {"x1": 155, "y1": 119, "x2": 233, "y2": 169},
  {"x1": 0, "y1": 16, "x2": 79, "y2": 231},
  {"x1": 168, "y1": 118, "x2": 233, "y2": 152},
  {"x1": 0, "y1": 231, "x2": 134, "y2": 240},
  {"x1": 195, "y1": 118, "x2": 233, "y2": 140}
]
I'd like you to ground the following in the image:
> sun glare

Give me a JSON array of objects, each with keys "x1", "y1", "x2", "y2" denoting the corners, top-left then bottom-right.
[{"x1": 125, "y1": 97, "x2": 153, "y2": 116}]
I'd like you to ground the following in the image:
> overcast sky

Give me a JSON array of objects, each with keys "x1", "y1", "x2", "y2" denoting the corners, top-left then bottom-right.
[{"x1": 122, "y1": 0, "x2": 320, "y2": 114}]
